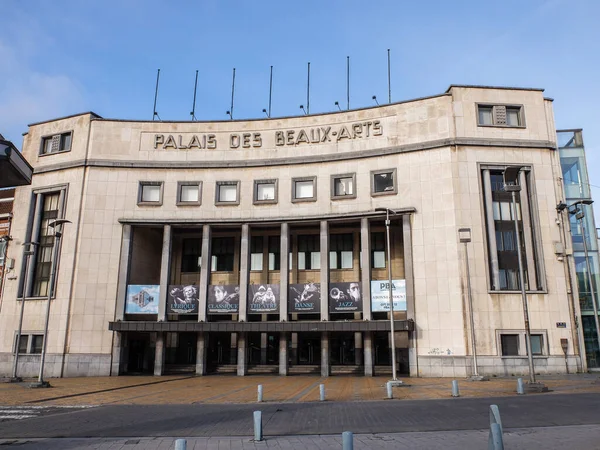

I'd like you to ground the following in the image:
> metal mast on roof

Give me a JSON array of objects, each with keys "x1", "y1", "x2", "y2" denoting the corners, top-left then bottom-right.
[{"x1": 190, "y1": 70, "x2": 199, "y2": 121}]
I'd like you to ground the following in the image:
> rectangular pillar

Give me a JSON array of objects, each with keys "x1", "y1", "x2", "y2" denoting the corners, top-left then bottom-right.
[
  {"x1": 260, "y1": 333, "x2": 268, "y2": 365},
  {"x1": 237, "y1": 332, "x2": 248, "y2": 376},
  {"x1": 320, "y1": 221, "x2": 330, "y2": 320},
  {"x1": 158, "y1": 224, "x2": 172, "y2": 322},
  {"x1": 364, "y1": 332, "x2": 373, "y2": 376},
  {"x1": 360, "y1": 218, "x2": 372, "y2": 320},
  {"x1": 280, "y1": 223, "x2": 289, "y2": 321},
  {"x1": 482, "y1": 170, "x2": 500, "y2": 290},
  {"x1": 239, "y1": 224, "x2": 250, "y2": 322},
  {"x1": 321, "y1": 332, "x2": 330, "y2": 377},
  {"x1": 230, "y1": 332, "x2": 238, "y2": 364},
  {"x1": 354, "y1": 332, "x2": 363, "y2": 366},
  {"x1": 198, "y1": 225, "x2": 211, "y2": 322},
  {"x1": 195, "y1": 332, "x2": 207, "y2": 375},
  {"x1": 291, "y1": 332, "x2": 298, "y2": 365},
  {"x1": 154, "y1": 332, "x2": 165, "y2": 376},
  {"x1": 403, "y1": 214, "x2": 418, "y2": 377},
  {"x1": 115, "y1": 224, "x2": 132, "y2": 321},
  {"x1": 279, "y1": 333, "x2": 288, "y2": 375},
  {"x1": 110, "y1": 331, "x2": 124, "y2": 376}
]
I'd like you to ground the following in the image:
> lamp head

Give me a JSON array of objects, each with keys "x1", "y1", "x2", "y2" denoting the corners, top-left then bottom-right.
[
  {"x1": 556, "y1": 202, "x2": 568, "y2": 212},
  {"x1": 458, "y1": 227, "x2": 472, "y2": 243}
]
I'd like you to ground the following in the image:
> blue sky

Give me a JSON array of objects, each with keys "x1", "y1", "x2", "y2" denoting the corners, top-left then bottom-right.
[{"x1": 2, "y1": 0, "x2": 599, "y2": 215}]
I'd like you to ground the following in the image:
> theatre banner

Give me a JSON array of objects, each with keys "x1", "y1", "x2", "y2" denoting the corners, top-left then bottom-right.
[
  {"x1": 288, "y1": 283, "x2": 321, "y2": 313},
  {"x1": 167, "y1": 285, "x2": 199, "y2": 314},
  {"x1": 125, "y1": 285, "x2": 159, "y2": 314},
  {"x1": 249, "y1": 284, "x2": 280, "y2": 313},
  {"x1": 207, "y1": 285, "x2": 240, "y2": 314},
  {"x1": 328, "y1": 282, "x2": 362, "y2": 313},
  {"x1": 371, "y1": 279, "x2": 407, "y2": 312}
]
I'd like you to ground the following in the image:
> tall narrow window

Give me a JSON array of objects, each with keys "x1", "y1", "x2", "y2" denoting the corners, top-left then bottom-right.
[
  {"x1": 330, "y1": 233, "x2": 353, "y2": 269},
  {"x1": 250, "y1": 236, "x2": 264, "y2": 271},
  {"x1": 32, "y1": 192, "x2": 60, "y2": 297},
  {"x1": 268, "y1": 236, "x2": 280, "y2": 270},
  {"x1": 371, "y1": 232, "x2": 386, "y2": 269},
  {"x1": 181, "y1": 238, "x2": 201, "y2": 273},
  {"x1": 211, "y1": 237, "x2": 235, "y2": 272},
  {"x1": 297, "y1": 234, "x2": 320, "y2": 270}
]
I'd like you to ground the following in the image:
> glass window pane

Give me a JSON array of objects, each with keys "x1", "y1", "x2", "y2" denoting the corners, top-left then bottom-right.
[
  {"x1": 257, "y1": 183, "x2": 275, "y2": 201},
  {"x1": 60, "y1": 133, "x2": 72, "y2": 151},
  {"x1": 251, "y1": 253, "x2": 263, "y2": 271},
  {"x1": 506, "y1": 108, "x2": 520, "y2": 126},
  {"x1": 372, "y1": 251, "x2": 385, "y2": 269},
  {"x1": 374, "y1": 172, "x2": 394, "y2": 192},
  {"x1": 17, "y1": 335, "x2": 28, "y2": 353},
  {"x1": 479, "y1": 106, "x2": 493, "y2": 125},
  {"x1": 501, "y1": 334, "x2": 519, "y2": 356},
  {"x1": 310, "y1": 252, "x2": 321, "y2": 269},
  {"x1": 335, "y1": 177, "x2": 353, "y2": 196},
  {"x1": 43, "y1": 138, "x2": 53, "y2": 154},
  {"x1": 341, "y1": 251, "x2": 353, "y2": 269},
  {"x1": 180, "y1": 185, "x2": 199, "y2": 202},
  {"x1": 295, "y1": 181, "x2": 314, "y2": 199},
  {"x1": 218, "y1": 184, "x2": 237, "y2": 202},
  {"x1": 500, "y1": 202, "x2": 512, "y2": 221},
  {"x1": 298, "y1": 253, "x2": 306, "y2": 270},
  {"x1": 141, "y1": 185, "x2": 161, "y2": 202},
  {"x1": 492, "y1": 202, "x2": 500, "y2": 220},
  {"x1": 268, "y1": 253, "x2": 276, "y2": 270},
  {"x1": 530, "y1": 335, "x2": 543, "y2": 355},
  {"x1": 329, "y1": 252, "x2": 338, "y2": 269},
  {"x1": 31, "y1": 335, "x2": 44, "y2": 354}
]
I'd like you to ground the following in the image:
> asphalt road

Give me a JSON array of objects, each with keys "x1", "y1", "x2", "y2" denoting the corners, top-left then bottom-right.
[{"x1": 1, "y1": 393, "x2": 600, "y2": 439}]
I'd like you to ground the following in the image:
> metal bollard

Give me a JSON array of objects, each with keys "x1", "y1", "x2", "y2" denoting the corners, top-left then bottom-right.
[
  {"x1": 452, "y1": 380, "x2": 460, "y2": 397},
  {"x1": 319, "y1": 384, "x2": 325, "y2": 401},
  {"x1": 342, "y1": 431, "x2": 354, "y2": 450},
  {"x1": 174, "y1": 439, "x2": 187, "y2": 450},
  {"x1": 489, "y1": 404, "x2": 503, "y2": 434},
  {"x1": 488, "y1": 423, "x2": 504, "y2": 450},
  {"x1": 386, "y1": 381, "x2": 393, "y2": 399},
  {"x1": 258, "y1": 384, "x2": 263, "y2": 402},
  {"x1": 254, "y1": 410, "x2": 263, "y2": 441},
  {"x1": 517, "y1": 377, "x2": 525, "y2": 395}
]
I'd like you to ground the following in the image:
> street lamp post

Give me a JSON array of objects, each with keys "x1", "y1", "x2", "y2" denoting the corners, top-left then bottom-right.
[
  {"x1": 33, "y1": 219, "x2": 70, "y2": 388},
  {"x1": 375, "y1": 207, "x2": 398, "y2": 381},
  {"x1": 570, "y1": 200, "x2": 600, "y2": 367},
  {"x1": 458, "y1": 228, "x2": 481, "y2": 379},
  {"x1": 11, "y1": 242, "x2": 37, "y2": 382},
  {"x1": 503, "y1": 167, "x2": 537, "y2": 385}
]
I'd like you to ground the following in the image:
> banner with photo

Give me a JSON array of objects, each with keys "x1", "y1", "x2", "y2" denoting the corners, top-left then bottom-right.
[
  {"x1": 167, "y1": 285, "x2": 199, "y2": 314},
  {"x1": 125, "y1": 285, "x2": 159, "y2": 314},
  {"x1": 249, "y1": 284, "x2": 280, "y2": 313},
  {"x1": 328, "y1": 282, "x2": 362, "y2": 313},
  {"x1": 371, "y1": 279, "x2": 407, "y2": 312},
  {"x1": 288, "y1": 283, "x2": 321, "y2": 313},
  {"x1": 207, "y1": 285, "x2": 240, "y2": 314}
]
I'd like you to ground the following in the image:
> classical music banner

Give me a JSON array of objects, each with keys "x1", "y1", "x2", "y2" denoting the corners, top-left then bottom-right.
[
  {"x1": 249, "y1": 284, "x2": 280, "y2": 313},
  {"x1": 288, "y1": 283, "x2": 321, "y2": 313},
  {"x1": 207, "y1": 285, "x2": 240, "y2": 314},
  {"x1": 167, "y1": 285, "x2": 199, "y2": 314},
  {"x1": 371, "y1": 279, "x2": 407, "y2": 312},
  {"x1": 328, "y1": 282, "x2": 362, "y2": 313}
]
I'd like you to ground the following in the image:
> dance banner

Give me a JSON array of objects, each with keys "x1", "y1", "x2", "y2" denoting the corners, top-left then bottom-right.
[{"x1": 288, "y1": 283, "x2": 321, "y2": 313}]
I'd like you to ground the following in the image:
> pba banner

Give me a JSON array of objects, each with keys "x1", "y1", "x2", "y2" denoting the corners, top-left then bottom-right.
[
  {"x1": 125, "y1": 285, "x2": 159, "y2": 314},
  {"x1": 371, "y1": 279, "x2": 407, "y2": 312},
  {"x1": 167, "y1": 285, "x2": 199, "y2": 314},
  {"x1": 207, "y1": 285, "x2": 240, "y2": 314},
  {"x1": 249, "y1": 284, "x2": 280, "y2": 313},
  {"x1": 328, "y1": 282, "x2": 362, "y2": 313},
  {"x1": 288, "y1": 283, "x2": 321, "y2": 313}
]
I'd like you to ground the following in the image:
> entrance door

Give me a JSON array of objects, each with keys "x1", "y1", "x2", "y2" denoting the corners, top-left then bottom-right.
[
  {"x1": 126, "y1": 333, "x2": 153, "y2": 374},
  {"x1": 298, "y1": 334, "x2": 321, "y2": 365},
  {"x1": 207, "y1": 332, "x2": 236, "y2": 372},
  {"x1": 330, "y1": 333, "x2": 356, "y2": 365},
  {"x1": 374, "y1": 332, "x2": 391, "y2": 365}
]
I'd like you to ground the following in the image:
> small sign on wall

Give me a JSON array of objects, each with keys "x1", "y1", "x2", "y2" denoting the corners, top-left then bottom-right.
[{"x1": 556, "y1": 322, "x2": 567, "y2": 328}]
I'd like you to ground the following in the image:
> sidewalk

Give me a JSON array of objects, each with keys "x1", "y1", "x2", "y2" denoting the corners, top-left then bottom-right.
[
  {"x1": 2, "y1": 373, "x2": 600, "y2": 406},
  {"x1": 2, "y1": 425, "x2": 600, "y2": 449}
]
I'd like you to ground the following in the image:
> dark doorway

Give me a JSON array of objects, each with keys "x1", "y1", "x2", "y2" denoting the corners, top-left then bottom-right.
[
  {"x1": 330, "y1": 332, "x2": 356, "y2": 365},
  {"x1": 207, "y1": 332, "x2": 236, "y2": 372},
  {"x1": 374, "y1": 332, "x2": 391, "y2": 366},
  {"x1": 297, "y1": 333, "x2": 321, "y2": 365},
  {"x1": 165, "y1": 332, "x2": 197, "y2": 373},
  {"x1": 125, "y1": 333, "x2": 154, "y2": 374}
]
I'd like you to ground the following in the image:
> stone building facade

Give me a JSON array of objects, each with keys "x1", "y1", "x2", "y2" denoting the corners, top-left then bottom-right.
[{"x1": 0, "y1": 85, "x2": 584, "y2": 378}]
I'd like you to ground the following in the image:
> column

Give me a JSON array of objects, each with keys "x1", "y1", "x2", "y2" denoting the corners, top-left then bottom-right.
[
  {"x1": 360, "y1": 218, "x2": 372, "y2": 320},
  {"x1": 519, "y1": 171, "x2": 538, "y2": 288},
  {"x1": 154, "y1": 332, "x2": 165, "y2": 376},
  {"x1": 280, "y1": 223, "x2": 289, "y2": 321},
  {"x1": 115, "y1": 224, "x2": 132, "y2": 321},
  {"x1": 198, "y1": 225, "x2": 211, "y2": 322},
  {"x1": 321, "y1": 332, "x2": 330, "y2": 377},
  {"x1": 354, "y1": 332, "x2": 363, "y2": 366},
  {"x1": 110, "y1": 331, "x2": 124, "y2": 376},
  {"x1": 158, "y1": 224, "x2": 172, "y2": 322},
  {"x1": 279, "y1": 333, "x2": 288, "y2": 375},
  {"x1": 239, "y1": 224, "x2": 250, "y2": 322},
  {"x1": 195, "y1": 332, "x2": 207, "y2": 375},
  {"x1": 237, "y1": 332, "x2": 248, "y2": 376},
  {"x1": 403, "y1": 214, "x2": 418, "y2": 377},
  {"x1": 364, "y1": 332, "x2": 373, "y2": 376},
  {"x1": 291, "y1": 332, "x2": 298, "y2": 365},
  {"x1": 483, "y1": 170, "x2": 500, "y2": 290},
  {"x1": 230, "y1": 333, "x2": 238, "y2": 364},
  {"x1": 320, "y1": 221, "x2": 330, "y2": 320},
  {"x1": 260, "y1": 333, "x2": 267, "y2": 365}
]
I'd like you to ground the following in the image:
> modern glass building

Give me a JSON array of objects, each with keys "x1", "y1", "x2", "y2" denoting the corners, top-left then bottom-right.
[{"x1": 558, "y1": 129, "x2": 600, "y2": 369}]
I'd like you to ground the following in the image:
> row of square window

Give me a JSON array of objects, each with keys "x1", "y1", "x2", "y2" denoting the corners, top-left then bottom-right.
[{"x1": 138, "y1": 169, "x2": 397, "y2": 206}]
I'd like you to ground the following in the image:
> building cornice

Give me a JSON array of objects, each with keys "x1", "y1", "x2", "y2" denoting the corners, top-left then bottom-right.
[{"x1": 32, "y1": 137, "x2": 556, "y2": 174}]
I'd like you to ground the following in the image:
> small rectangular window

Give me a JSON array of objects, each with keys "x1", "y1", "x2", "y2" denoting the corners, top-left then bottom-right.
[
  {"x1": 331, "y1": 173, "x2": 356, "y2": 199},
  {"x1": 501, "y1": 334, "x2": 519, "y2": 356},
  {"x1": 371, "y1": 169, "x2": 397, "y2": 196},
  {"x1": 478, "y1": 106, "x2": 493, "y2": 125},
  {"x1": 177, "y1": 182, "x2": 201, "y2": 205},
  {"x1": 138, "y1": 182, "x2": 163, "y2": 205},
  {"x1": 529, "y1": 334, "x2": 543, "y2": 356},
  {"x1": 216, "y1": 181, "x2": 240, "y2": 205},
  {"x1": 254, "y1": 179, "x2": 278, "y2": 204},
  {"x1": 477, "y1": 104, "x2": 524, "y2": 127},
  {"x1": 31, "y1": 335, "x2": 44, "y2": 354},
  {"x1": 40, "y1": 132, "x2": 72, "y2": 155},
  {"x1": 292, "y1": 177, "x2": 317, "y2": 202}
]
